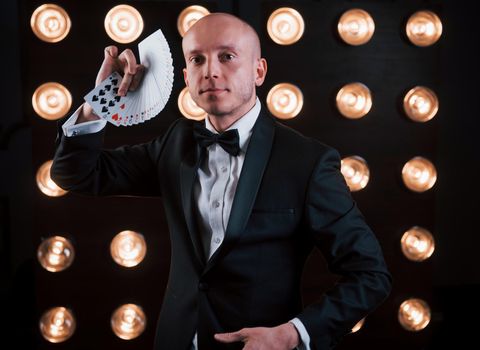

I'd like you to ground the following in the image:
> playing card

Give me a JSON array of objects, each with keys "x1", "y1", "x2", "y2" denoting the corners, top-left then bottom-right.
[{"x1": 84, "y1": 28, "x2": 174, "y2": 127}]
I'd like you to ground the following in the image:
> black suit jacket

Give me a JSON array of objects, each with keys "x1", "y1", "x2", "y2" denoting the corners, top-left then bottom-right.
[{"x1": 51, "y1": 107, "x2": 392, "y2": 350}]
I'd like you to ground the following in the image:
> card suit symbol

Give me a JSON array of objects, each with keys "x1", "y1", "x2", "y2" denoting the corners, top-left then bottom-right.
[
  {"x1": 114, "y1": 95, "x2": 121, "y2": 102},
  {"x1": 100, "y1": 98, "x2": 107, "y2": 104},
  {"x1": 113, "y1": 87, "x2": 119, "y2": 94},
  {"x1": 120, "y1": 104, "x2": 125, "y2": 109},
  {"x1": 99, "y1": 89, "x2": 105, "y2": 96},
  {"x1": 112, "y1": 113, "x2": 119, "y2": 121},
  {"x1": 92, "y1": 95, "x2": 99, "y2": 102},
  {"x1": 105, "y1": 84, "x2": 111, "y2": 91},
  {"x1": 102, "y1": 106, "x2": 108, "y2": 113},
  {"x1": 111, "y1": 79, "x2": 118, "y2": 85},
  {"x1": 108, "y1": 100, "x2": 116, "y2": 107}
]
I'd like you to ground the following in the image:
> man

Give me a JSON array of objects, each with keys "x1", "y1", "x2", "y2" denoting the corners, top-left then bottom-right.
[{"x1": 51, "y1": 13, "x2": 391, "y2": 350}]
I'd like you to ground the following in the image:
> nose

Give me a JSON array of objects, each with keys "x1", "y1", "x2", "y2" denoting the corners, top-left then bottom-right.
[{"x1": 204, "y1": 57, "x2": 219, "y2": 80}]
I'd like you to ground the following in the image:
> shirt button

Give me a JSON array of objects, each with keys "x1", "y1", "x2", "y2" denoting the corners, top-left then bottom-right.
[
  {"x1": 214, "y1": 237, "x2": 221, "y2": 244},
  {"x1": 221, "y1": 166, "x2": 227, "y2": 172},
  {"x1": 213, "y1": 201, "x2": 220, "y2": 208},
  {"x1": 72, "y1": 130, "x2": 78, "y2": 136}
]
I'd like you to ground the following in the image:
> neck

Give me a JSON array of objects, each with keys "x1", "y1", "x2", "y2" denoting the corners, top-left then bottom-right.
[{"x1": 208, "y1": 98, "x2": 256, "y2": 132}]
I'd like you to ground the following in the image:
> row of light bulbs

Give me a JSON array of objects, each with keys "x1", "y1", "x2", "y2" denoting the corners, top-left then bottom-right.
[
  {"x1": 32, "y1": 81, "x2": 439, "y2": 122},
  {"x1": 38, "y1": 298, "x2": 431, "y2": 343},
  {"x1": 40, "y1": 303, "x2": 146, "y2": 343},
  {"x1": 30, "y1": 4, "x2": 442, "y2": 47},
  {"x1": 38, "y1": 231, "x2": 146, "y2": 272},
  {"x1": 37, "y1": 226, "x2": 434, "y2": 277}
]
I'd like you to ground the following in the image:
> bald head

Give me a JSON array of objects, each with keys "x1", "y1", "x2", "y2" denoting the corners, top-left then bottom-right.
[{"x1": 182, "y1": 13, "x2": 261, "y2": 60}]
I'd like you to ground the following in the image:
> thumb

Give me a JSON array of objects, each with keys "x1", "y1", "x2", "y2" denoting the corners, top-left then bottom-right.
[{"x1": 214, "y1": 330, "x2": 245, "y2": 343}]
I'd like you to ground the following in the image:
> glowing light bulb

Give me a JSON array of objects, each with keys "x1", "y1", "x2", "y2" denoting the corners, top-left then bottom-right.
[
  {"x1": 351, "y1": 318, "x2": 365, "y2": 333},
  {"x1": 178, "y1": 87, "x2": 207, "y2": 120},
  {"x1": 403, "y1": 86, "x2": 438, "y2": 122},
  {"x1": 110, "y1": 230, "x2": 147, "y2": 267},
  {"x1": 177, "y1": 5, "x2": 210, "y2": 37},
  {"x1": 338, "y1": 9, "x2": 375, "y2": 45},
  {"x1": 111, "y1": 304, "x2": 146, "y2": 340},
  {"x1": 32, "y1": 82, "x2": 72, "y2": 120},
  {"x1": 267, "y1": 7, "x2": 304, "y2": 45},
  {"x1": 266, "y1": 83, "x2": 303, "y2": 119},
  {"x1": 398, "y1": 298, "x2": 431, "y2": 331},
  {"x1": 401, "y1": 226, "x2": 435, "y2": 261},
  {"x1": 402, "y1": 156, "x2": 437, "y2": 192},
  {"x1": 37, "y1": 235, "x2": 75, "y2": 272},
  {"x1": 336, "y1": 82, "x2": 372, "y2": 119},
  {"x1": 30, "y1": 4, "x2": 71, "y2": 43},
  {"x1": 36, "y1": 160, "x2": 67, "y2": 197},
  {"x1": 406, "y1": 11, "x2": 442, "y2": 46},
  {"x1": 341, "y1": 156, "x2": 370, "y2": 191},
  {"x1": 104, "y1": 5, "x2": 144, "y2": 44},
  {"x1": 39, "y1": 307, "x2": 76, "y2": 343}
]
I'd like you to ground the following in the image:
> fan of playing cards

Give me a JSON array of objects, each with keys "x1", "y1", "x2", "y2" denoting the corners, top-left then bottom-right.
[{"x1": 84, "y1": 28, "x2": 174, "y2": 126}]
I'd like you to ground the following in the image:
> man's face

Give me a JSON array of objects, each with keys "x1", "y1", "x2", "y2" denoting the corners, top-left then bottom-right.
[{"x1": 182, "y1": 16, "x2": 263, "y2": 119}]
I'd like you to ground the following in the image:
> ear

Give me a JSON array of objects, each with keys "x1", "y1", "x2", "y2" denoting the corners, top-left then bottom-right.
[
  {"x1": 254, "y1": 58, "x2": 268, "y2": 87},
  {"x1": 183, "y1": 67, "x2": 189, "y2": 87}
]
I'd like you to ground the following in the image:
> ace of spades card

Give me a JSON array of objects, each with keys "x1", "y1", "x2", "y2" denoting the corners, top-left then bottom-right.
[{"x1": 84, "y1": 28, "x2": 174, "y2": 126}]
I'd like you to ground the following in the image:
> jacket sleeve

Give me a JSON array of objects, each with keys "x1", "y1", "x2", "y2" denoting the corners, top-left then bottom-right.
[
  {"x1": 297, "y1": 147, "x2": 392, "y2": 349},
  {"x1": 50, "y1": 117, "x2": 180, "y2": 197}
]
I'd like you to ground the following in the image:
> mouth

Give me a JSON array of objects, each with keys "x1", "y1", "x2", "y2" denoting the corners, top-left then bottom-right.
[{"x1": 200, "y1": 88, "x2": 228, "y2": 94}]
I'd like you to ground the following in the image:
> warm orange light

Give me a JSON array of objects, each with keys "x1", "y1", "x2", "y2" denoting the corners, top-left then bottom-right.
[
  {"x1": 36, "y1": 159, "x2": 67, "y2": 197},
  {"x1": 37, "y1": 236, "x2": 75, "y2": 272},
  {"x1": 336, "y1": 82, "x2": 372, "y2": 119},
  {"x1": 341, "y1": 156, "x2": 370, "y2": 191},
  {"x1": 178, "y1": 87, "x2": 207, "y2": 120},
  {"x1": 402, "y1": 156, "x2": 437, "y2": 192},
  {"x1": 110, "y1": 230, "x2": 146, "y2": 267},
  {"x1": 351, "y1": 318, "x2": 365, "y2": 333},
  {"x1": 105, "y1": 5, "x2": 144, "y2": 44},
  {"x1": 398, "y1": 298, "x2": 431, "y2": 331},
  {"x1": 403, "y1": 86, "x2": 438, "y2": 122},
  {"x1": 338, "y1": 9, "x2": 375, "y2": 45},
  {"x1": 267, "y1": 7, "x2": 305, "y2": 45},
  {"x1": 111, "y1": 304, "x2": 146, "y2": 340},
  {"x1": 32, "y1": 82, "x2": 72, "y2": 120},
  {"x1": 266, "y1": 83, "x2": 303, "y2": 119},
  {"x1": 406, "y1": 10, "x2": 442, "y2": 47},
  {"x1": 39, "y1": 307, "x2": 76, "y2": 343},
  {"x1": 30, "y1": 4, "x2": 71, "y2": 43},
  {"x1": 177, "y1": 5, "x2": 210, "y2": 37},
  {"x1": 401, "y1": 226, "x2": 435, "y2": 262}
]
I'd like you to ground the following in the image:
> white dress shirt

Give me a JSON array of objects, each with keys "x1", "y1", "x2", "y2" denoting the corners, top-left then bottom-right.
[{"x1": 62, "y1": 98, "x2": 310, "y2": 350}]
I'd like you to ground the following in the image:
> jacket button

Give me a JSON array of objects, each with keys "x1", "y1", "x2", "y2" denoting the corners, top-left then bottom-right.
[{"x1": 198, "y1": 282, "x2": 208, "y2": 291}]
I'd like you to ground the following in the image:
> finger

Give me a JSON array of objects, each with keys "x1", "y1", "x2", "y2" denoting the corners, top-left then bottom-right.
[
  {"x1": 129, "y1": 64, "x2": 145, "y2": 91},
  {"x1": 95, "y1": 45, "x2": 119, "y2": 86},
  {"x1": 118, "y1": 73, "x2": 133, "y2": 96},
  {"x1": 118, "y1": 48, "x2": 138, "y2": 75},
  {"x1": 214, "y1": 330, "x2": 245, "y2": 343},
  {"x1": 105, "y1": 45, "x2": 119, "y2": 60}
]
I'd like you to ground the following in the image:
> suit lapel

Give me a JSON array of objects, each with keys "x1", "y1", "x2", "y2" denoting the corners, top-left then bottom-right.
[
  {"x1": 203, "y1": 110, "x2": 276, "y2": 274},
  {"x1": 180, "y1": 123, "x2": 207, "y2": 268}
]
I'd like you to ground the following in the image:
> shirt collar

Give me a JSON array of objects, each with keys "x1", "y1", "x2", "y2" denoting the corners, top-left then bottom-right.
[{"x1": 204, "y1": 96, "x2": 261, "y2": 152}]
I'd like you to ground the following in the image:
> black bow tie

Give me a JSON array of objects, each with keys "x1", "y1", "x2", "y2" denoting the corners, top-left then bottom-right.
[{"x1": 193, "y1": 123, "x2": 241, "y2": 156}]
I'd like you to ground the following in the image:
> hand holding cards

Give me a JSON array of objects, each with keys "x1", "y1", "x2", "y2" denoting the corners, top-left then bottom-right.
[{"x1": 84, "y1": 28, "x2": 174, "y2": 126}]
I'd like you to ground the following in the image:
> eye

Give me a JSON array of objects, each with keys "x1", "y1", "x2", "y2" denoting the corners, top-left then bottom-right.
[
  {"x1": 220, "y1": 53, "x2": 235, "y2": 62},
  {"x1": 190, "y1": 56, "x2": 203, "y2": 64}
]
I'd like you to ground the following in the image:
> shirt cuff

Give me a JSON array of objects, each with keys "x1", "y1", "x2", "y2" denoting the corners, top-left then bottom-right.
[
  {"x1": 289, "y1": 318, "x2": 311, "y2": 350},
  {"x1": 62, "y1": 105, "x2": 107, "y2": 137}
]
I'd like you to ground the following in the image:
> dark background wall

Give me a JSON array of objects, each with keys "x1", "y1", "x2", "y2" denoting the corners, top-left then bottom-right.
[{"x1": 1, "y1": 0, "x2": 478, "y2": 349}]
